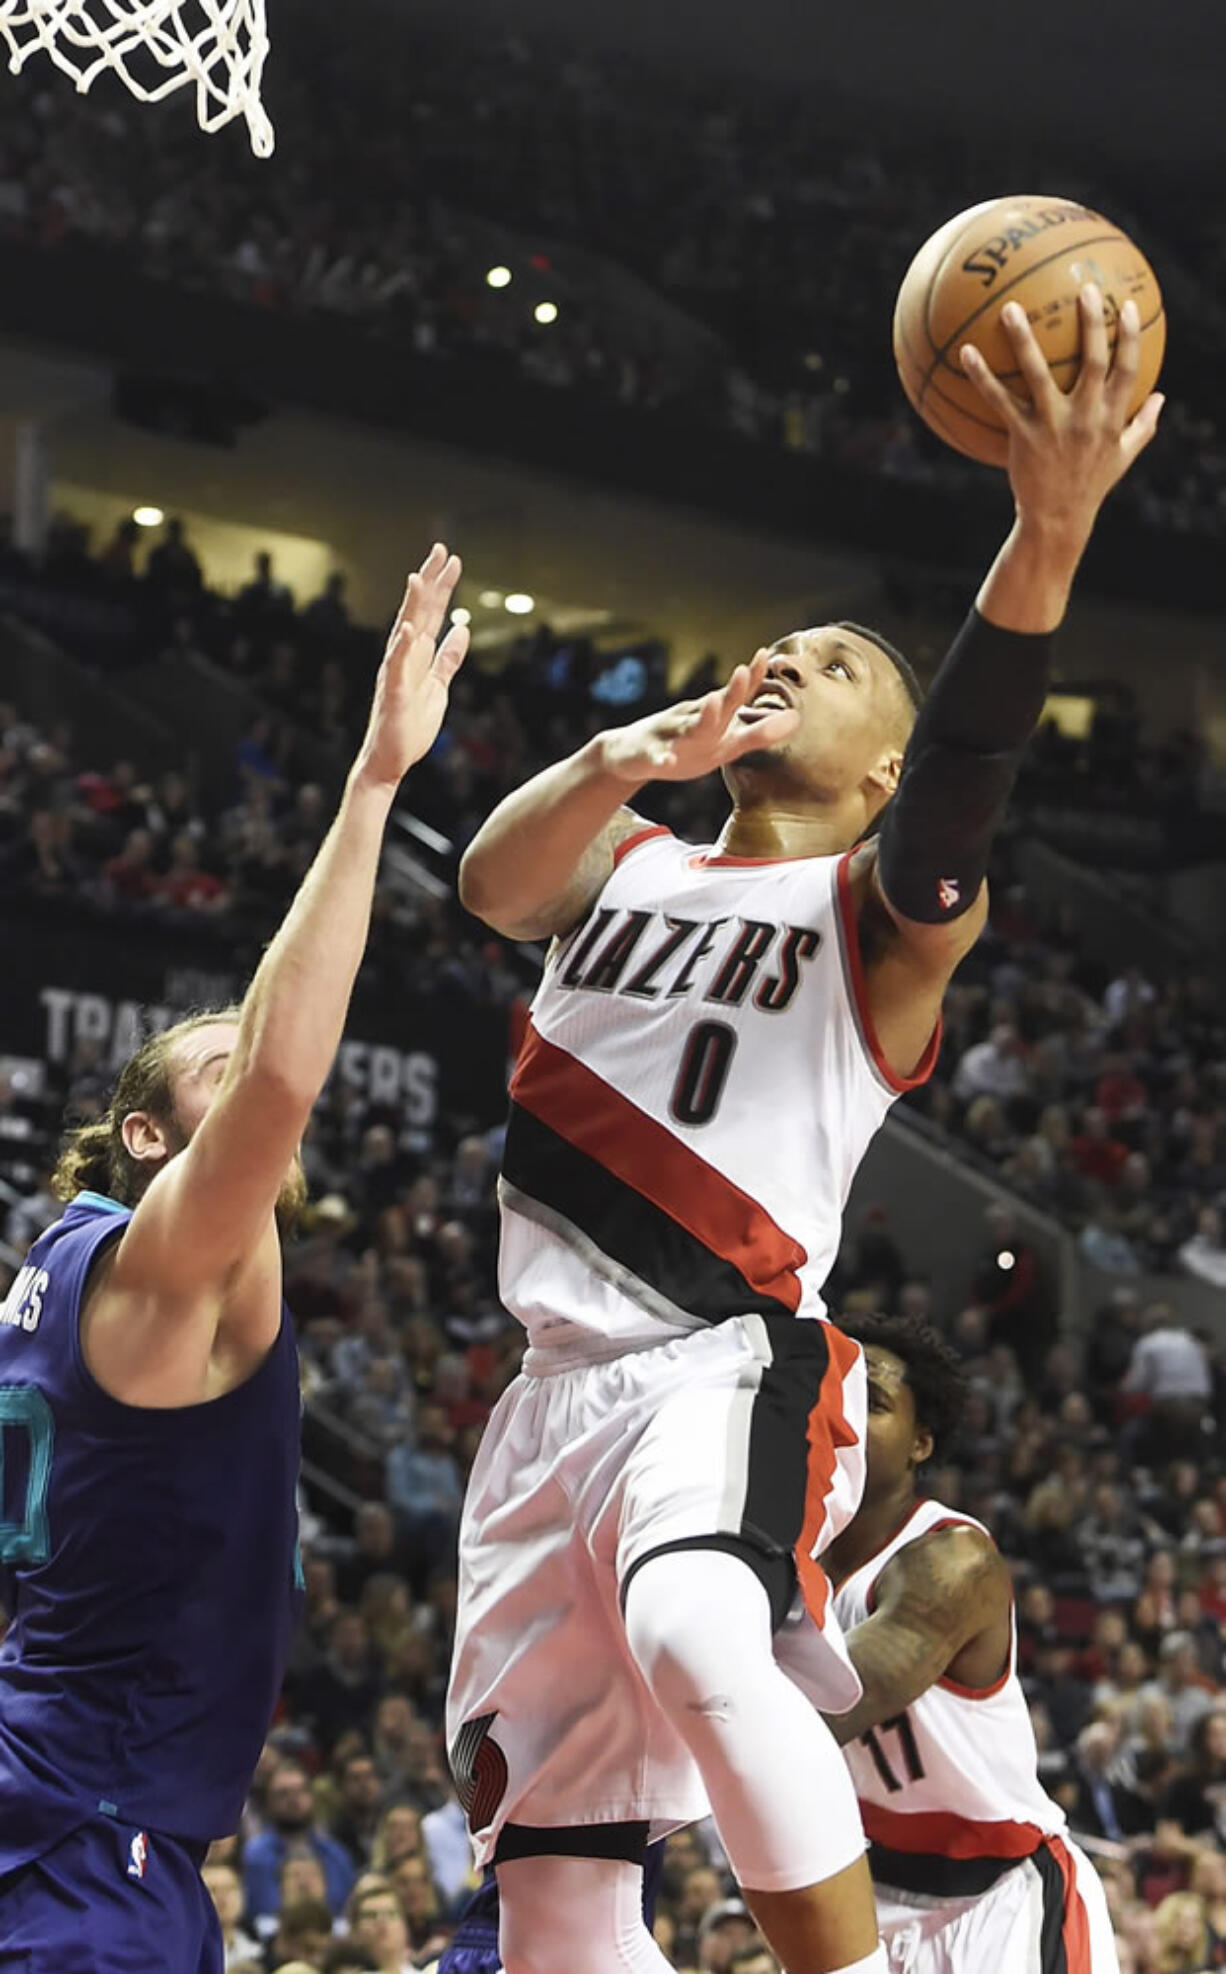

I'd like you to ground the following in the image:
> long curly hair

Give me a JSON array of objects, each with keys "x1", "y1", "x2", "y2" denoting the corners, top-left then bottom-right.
[{"x1": 51, "y1": 1008, "x2": 241, "y2": 1206}]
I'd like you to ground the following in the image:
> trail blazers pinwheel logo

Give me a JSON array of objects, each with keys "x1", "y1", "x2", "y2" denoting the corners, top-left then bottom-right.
[{"x1": 450, "y1": 1712, "x2": 509, "y2": 1833}]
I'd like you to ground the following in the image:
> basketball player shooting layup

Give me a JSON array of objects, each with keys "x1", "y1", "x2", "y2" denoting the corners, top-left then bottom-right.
[
  {"x1": 0, "y1": 546, "x2": 467, "y2": 1974},
  {"x1": 448, "y1": 286, "x2": 1161, "y2": 1974},
  {"x1": 826, "y1": 1315, "x2": 1117, "y2": 1974}
]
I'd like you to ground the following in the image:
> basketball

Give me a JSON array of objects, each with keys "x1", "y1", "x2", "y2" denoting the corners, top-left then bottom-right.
[{"x1": 893, "y1": 195, "x2": 1166, "y2": 466}]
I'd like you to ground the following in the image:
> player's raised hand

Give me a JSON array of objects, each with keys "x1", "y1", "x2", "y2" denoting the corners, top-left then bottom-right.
[
  {"x1": 357, "y1": 543, "x2": 469, "y2": 789},
  {"x1": 600, "y1": 651, "x2": 800, "y2": 785},
  {"x1": 960, "y1": 286, "x2": 1164, "y2": 540}
]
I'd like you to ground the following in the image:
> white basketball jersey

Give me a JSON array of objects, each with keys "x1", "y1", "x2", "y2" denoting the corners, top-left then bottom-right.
[
  {"x1": 833, "y1": 1498, "x2": 1066, "y2": 1878},
  {"x1": 498, "y1": 826, "x2": 937, "y2": 1359}
]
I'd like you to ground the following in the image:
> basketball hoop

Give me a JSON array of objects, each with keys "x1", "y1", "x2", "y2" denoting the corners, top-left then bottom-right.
[{"x1": 0, "y1": 0, "x2": 274, "y2": 155}]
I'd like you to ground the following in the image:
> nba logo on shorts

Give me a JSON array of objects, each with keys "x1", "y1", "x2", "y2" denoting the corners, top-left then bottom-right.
[
  {"x1": 938, "y1": 877, "x2": 960, "y2": 912},
  {"x1": 126, "y1": 1831, "x2": 149, "y2": 1879}
]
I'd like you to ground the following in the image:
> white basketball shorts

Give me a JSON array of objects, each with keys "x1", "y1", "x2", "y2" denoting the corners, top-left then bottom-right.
[
  {"x1": 875, "y1": 1833, "x2": 1118, "y2": 1974},
  {"x1": 446, "y1": 1312, "x2": 866, "y2": 1865}
]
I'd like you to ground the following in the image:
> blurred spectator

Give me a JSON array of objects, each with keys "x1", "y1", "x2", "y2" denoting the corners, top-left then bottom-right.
[
  {"x1": 371, "y1": 1803, "x2": 424, "y2": 1874},
  {"x1": 1080, "y1": 1483, "x2": 1150, "y2": 1605},
  {"x1": 697, "y1": 1899, "x2": 760, "y2": 1972},
  {"x1": 370, "y1": 1695, "x2": 425, "y2": 1801},
  {"x1": 280, "y1": 1851, "x2": 331, "y2": 1909},
  {"x1": 329, "y1": 1751, "x2": 386, "y2": 1869},
  {"x1": 243, "y1": 1762, "x2": 357, "y2": 1926},
  {"x1": 301, "y1": 1611, "x2": 383, "y2": 1753},
  {"x1": 385, "y1": 1406, "x2": 464, "y2": 1567},
  {"x1": 347, "y1": 1357, "x2": 416, "y2": 1448},
  {"x1": 201, "y1": 1858, "x2": 263, "y2": 1967},
  {"x1": 146, "y1": 767, "x2": 206, "y2": 847},
  {"x1": 304, "y1": 573, "x2": 352, "y2": 638},
  {"x1": 1150, "y1": 1891, "x2": 1212, "y2": 1974},
  {"x1": 0, "y1": 807, "x2": 80, "y2": 893},
  {"x1": 1141, "y1": 1634, "x2": 1217, "y2": 1756},
  {"x1": 953, "y1": 1023, "x2": 1029, "y2": 1104},
  {"x1": 239, "y1": 550, "x2": 295, "y2": 622},
  {"x1": 1177, "y1": 1206, "x2": 1226, "y2": 1288},
  {"x1": 146, "y1": 517, "x2": 203, "y2": 595},
  {"x1": 420, "y1": 1790, "x2": 472, "y2": 1906},
  {"x1": 1157, "y1": 1706, "x2": 1226, "y2": 1845},
  {"x1": 271, "y1": 1895, "x2": 335, "y2": 1968},
  {"x1": 1105, "y1": 966, "x2": 1158, "y2": 1027},
  {"x1": 101, "y1": 825, "x2": 158, "y2": 902},
  {"x1": 1079, "y1": 1196, "x2": 1143, "y2": 1276},
  {"x1": 1070, "y1": 1109, "x2": 1132, "y2": 1190},
  {"x1": 1123, "y1": 1309, "x2": 1213, "y2": 1458},
  {"x1": 155, "y1": 830, "x2": 229, "y2": 911},
  {"x1": 99, "y1": 515, "x2": 141, "y2": 582},
  {"x1": 348, "y1": 1882, "x2": 415, "y2": 1973},
  {"x1": 972, "y1": 1203, "x2": 1049, "y2": 1370},
  {"x1": 1069, "y1": 1720, "x2": 1136, "y2": 1842},
  {"x1": 332, "y1": 1503, "x2": 415, "y2": 1607}
]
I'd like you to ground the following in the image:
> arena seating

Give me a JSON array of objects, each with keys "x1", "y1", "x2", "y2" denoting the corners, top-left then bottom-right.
[{"x1": 1, "y1": 12, "x2": 1225, "y2": 543}]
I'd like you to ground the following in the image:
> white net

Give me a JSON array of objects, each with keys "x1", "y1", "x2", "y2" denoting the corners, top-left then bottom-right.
[{"x1": 0, "y1": 0, "x2": 273, "y2": 155}]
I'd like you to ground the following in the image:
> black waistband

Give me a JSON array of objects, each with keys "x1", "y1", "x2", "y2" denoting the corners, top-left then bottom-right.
[{"x1": 869, "y1": 1843, "x2": 1026, "y2": 1899}]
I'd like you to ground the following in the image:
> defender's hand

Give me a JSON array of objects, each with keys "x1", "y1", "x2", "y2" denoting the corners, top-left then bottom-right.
[
  {"x1": 961, "y1": 285, "x2": 1164, "y2": 544},
  {"x1": 600, "y1": 652, "x2": 799, "y2": 785},
  {"x1": 356, "y1": 543, "x2": 469, "y2": 789}
]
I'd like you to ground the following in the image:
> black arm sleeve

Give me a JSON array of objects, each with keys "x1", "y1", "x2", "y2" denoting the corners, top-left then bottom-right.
[{"x1": 876, "y1": 607, "x2": 1055, "y2": 925}]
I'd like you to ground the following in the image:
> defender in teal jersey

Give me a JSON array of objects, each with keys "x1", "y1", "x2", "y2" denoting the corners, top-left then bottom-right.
[{"x1": 0, "y1": 543, "x2": 468, "y2": 1973}]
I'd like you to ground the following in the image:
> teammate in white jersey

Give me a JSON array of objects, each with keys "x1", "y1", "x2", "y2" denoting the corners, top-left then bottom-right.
[
  {"x1": 825, "y1": 1314, "x2": 1117, "y2": 1974},
  {"x1": 450, "y1": 293, "x2": 1161, "y2": 1974}
]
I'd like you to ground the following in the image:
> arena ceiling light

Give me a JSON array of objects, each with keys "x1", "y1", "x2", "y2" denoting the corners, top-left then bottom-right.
[
  {"x1": 132, "y1": 505, "x2": 164, "y2": 526},
  {"x1": 504, "y1": 593, "x2": 535, "y2": 615},
  {"x1": 478, "y1": 590, "x2": 503, "y2": 609},
  {"x1": 533, "y1": 301, "x2": 558, "y2": 325},
  {"x1": 451, "y1": 607, "x2": 471, "y2": 627},
  {"x1": 486, "y1": 266, "x2": 512, "y2": 289}
]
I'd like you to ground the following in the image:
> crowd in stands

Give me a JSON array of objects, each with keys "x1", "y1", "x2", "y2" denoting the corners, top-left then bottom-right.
[
  {"x1": 2, "y1": 527, "x2": 1225, "y2": 1968},
  {"x1": 1, "y1": 9, "x2": 1225, "y2": 535},
  {"x1": 912, "y1": 911, "x2": 1226, "y2": 1282}
]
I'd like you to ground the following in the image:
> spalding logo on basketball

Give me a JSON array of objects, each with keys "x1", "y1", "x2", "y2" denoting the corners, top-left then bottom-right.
[{"x1": 893, "y1": 195, "x2": 1166, "y2": 466}]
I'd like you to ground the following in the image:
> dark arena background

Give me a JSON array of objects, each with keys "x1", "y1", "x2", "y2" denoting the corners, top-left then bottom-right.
[{"x1": 1, "y1": 0, "x2": 1225, "y2": 1965}]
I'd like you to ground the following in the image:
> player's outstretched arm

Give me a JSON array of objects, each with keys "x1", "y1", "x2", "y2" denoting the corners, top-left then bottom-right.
[
  {"x1": 92, "y1": 546, "x2": 468, "y2": 1391},
  {"x1": 968, "y1": 285, "x2": 1164, "y2": 635},
  {"x1": 855, "y1": 287, "x2": 1164, "y2": 1080},
  {"x1": 459, "y1": 653, "x2": 797, "y2": 939},
  {"x1": 824, "y1": 1525, "x2": 1012, "y2": 1746}
]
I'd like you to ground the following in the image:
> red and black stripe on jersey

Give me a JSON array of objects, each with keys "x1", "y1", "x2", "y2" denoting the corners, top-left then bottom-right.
[
  {"x1": 503, "y1": 1021, "x2": 806, "y2": 1324},
  {"x1": 864, "y1": 1808, "x2": 1092, "y2": 1973}
]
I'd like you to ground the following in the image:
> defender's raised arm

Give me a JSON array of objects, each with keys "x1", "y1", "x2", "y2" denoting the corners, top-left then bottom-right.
[{"x1": 80, "y1": 544, "x2": 468, "y2": 1405}]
